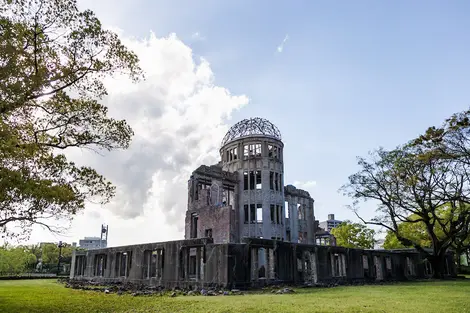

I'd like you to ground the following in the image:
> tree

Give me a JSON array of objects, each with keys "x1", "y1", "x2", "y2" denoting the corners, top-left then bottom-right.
[
  {"x1": 0, "y1": 244, "x2": 37, "y2": 274},
  {"x1": 0, "y1": 0, "x2": 142, "y2": 239},
  {"x1": 330, "y1": 220, "x2": 376, "y2": 249},
  {"x1": 341, "y1": 142, "x2": 470, "y2": 278}
]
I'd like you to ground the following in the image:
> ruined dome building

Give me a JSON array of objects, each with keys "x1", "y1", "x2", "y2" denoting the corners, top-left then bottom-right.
[
  {"x1": 70, "y1": 118, "x2": 456, "y2": 288},
  {"x1": 185, "y1": 117, "x2": 315, "y2": 245}
]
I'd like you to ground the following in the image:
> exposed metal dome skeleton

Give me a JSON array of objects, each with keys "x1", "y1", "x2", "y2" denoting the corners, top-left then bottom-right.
[{"x1": 221, "y1": 117, "x2": 282, "y2": 146}]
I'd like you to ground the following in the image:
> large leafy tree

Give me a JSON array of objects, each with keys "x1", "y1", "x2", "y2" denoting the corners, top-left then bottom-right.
[
  {"x1": 0, "y1": 0, "x2": 142, "y2": 239},
  {"x1": 330, "y1": 220, "x2": 376, "y2": 249},
  {"x1": 342, "y1": 122, "x2": 470, "y2": 277}
]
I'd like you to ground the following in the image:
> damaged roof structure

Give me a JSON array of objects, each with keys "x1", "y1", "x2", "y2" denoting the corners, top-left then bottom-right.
[{"x1": 70, "y1": 117, "x2": 457, "y2": 289}]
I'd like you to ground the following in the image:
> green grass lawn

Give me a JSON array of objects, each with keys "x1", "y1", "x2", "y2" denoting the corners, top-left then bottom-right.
[{"x1": 0, "y1": 279, "x2": 469, "y2": 313}]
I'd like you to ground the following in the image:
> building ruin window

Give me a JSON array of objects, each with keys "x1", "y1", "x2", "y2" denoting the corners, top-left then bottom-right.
[
  {"x1": 115, "y1": 251, "x2": 131, "y2": 278},
  {"x1": 424, "y1": 259, "x2": 432, "y2": 276},
  {"x1": 256, "y1": 170, "x2": 262, "y2": 189},
  {"x1": 332, "y1": 253, "x2": 346, "y2": 277},
  {"x1": 406, "y1": 257, "x2": 414, "y2": 276},
  {"x1": 270, "y1": 172, "x2": 274, "y2": 190},
  {"x1": 275, "y1": 173, "x2": 279, "y2": 191},
  {"x1": 205, "y1": 228, "x2": 212, "y2": 238},
  {"x1": 75, "y1": 256, "x2": 86, "y2": 276},
  {"x1": 143, "y1": 249, "x2": 164, "y2": 279},
  {"x1": 285, "y1": 201, "x2": 289, "y2": 218},
  {"x1": 244, "y1": 204, "x2": 257, "y2": 223},
  {"x1": 249, "y1": 171, "x2": 255, "y2": 190},
  {"x1": 363, "y1": 255, "x2": 369, "y2": 277},
  {"x1": 297, "y1": 204, "x2": 303, "y2": 220},
  {"x1": 268, "y1": 144, "x2": 280, "y2": 159},
  {"x1": 226, "y1": 147, "x2": 238, "y2": 161},
  {"x1": 244, "y1": 171, "x2": 248, "y2": 190},
  {"x1": 256, "y1": 204, "x2": 263, "y2": 222},
  {"x1": 298, "y1": 232, "x2": 304, "y2": 243},
  {"x1": 268, "y1": 144, "x2": 273, "y2": 158},
  {"x1": 270, "y1": 205, "x2": 275, "y2": 223},
  {"x1": 385, "y1": 257, "x2": 392, "y2": 271},
  {"x1": 243, "y1": 171, "x2": 258, "y2": 190},
  {"x1": 189, "y1": 249, "x2": 197, "y2": 277},
  {"x1": 190, "y1": 213, "x2": 198, "y2": 238},
  {"x1": 286, "y1": 230, "x2": 291, "y2": 241},
  {"x1": 270, "y1": 204, "x2": 282, "y2": 224},
  {"x1": 255, "y1": 144, "x2": 262, "y2": 156},
  {"x1": 94, "y1": 254, "x2": 107, "y2": 277},
  {"x1": 244, "y1": 145, "x2": 249, "y2": 158},
  {"x1": 243, "y1": 144, "x2": 261, "y2": 159}
]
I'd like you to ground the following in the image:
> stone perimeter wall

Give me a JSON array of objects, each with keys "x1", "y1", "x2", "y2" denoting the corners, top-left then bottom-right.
[{"x1": 70, "y1": 238, "x2": 457, "y2": 289}]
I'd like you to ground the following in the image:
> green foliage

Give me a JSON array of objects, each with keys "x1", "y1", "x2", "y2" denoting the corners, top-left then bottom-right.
[
  {"x1": 330, "y1": 220, "x2": 376, "y2": 249},
  {"x1": 1, "y1": 279, "x2": 470, "y2": 313},
  {"x1": 0, "y1": 245, "x2": 37, "y2": 274},
  {"x1": 383, "y1": 215, "x2": 431, "y2": 249},
  {"x1": 37, "y1": 242, "x2": 72, "y2": 264},
  {"x1": 0, "y1": 0, "x2": 143, "y2": 239}
]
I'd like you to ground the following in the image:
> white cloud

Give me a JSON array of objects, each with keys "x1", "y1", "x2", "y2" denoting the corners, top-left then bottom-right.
[
  {"x1": 276, "y1": 34, "x2": 289, "y2": 53},
  {"x1": 292, "y1": 180, "x2": 317, "y2": 193},
  {"x1": 25, "y1": 31, "x2": 249, "y2": 246}
]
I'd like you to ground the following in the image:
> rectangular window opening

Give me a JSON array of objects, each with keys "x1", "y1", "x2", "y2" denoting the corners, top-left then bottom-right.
[
  {"x1": 244, "y1": 204, "x2": 249, "y2": 223},
  {"x1": 268, "y1": 144, "x2": 273, "y2": 158},
  {"x1": 249, "y1": 171, "x2": 255, "y2": 190},
  {"x1": 243, "y1": 145, "x2": 249, "y2": 158},
  {"x1": 270, "y1": 204, "x2": 275, "y2": 223},
  {"x1": 255, "y1": 170, "x2": 262, "y2": 189},
  {"x1": 250, "y1": 204, "x2": 256, "y2": 223},
  {"x1": 269, "y1": 172, "x2": 274, "y2": 190},
  {"x1": 275, "y1": 173, "x2": 279, "y2": 191},
  {"x1": 243, "y1": 171, "x2": 248, "y2": 190},
  {"x1": 255, "y1": 144, "x2": 262, "y2": 156},
  {"x1": 285, "y1": 201, "x2": 289, "y2": 218},
  {"x1": 256, "y1": 204, "x2": 263, "y2": 223},
  {"x1": 276, "y1": 205, "x2": 281, "y2": 224}
]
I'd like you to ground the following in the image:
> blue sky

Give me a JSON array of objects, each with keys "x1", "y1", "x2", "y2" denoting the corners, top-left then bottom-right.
[{"x1": 31, "y1": 0, "x2": 470, "y2": 245}]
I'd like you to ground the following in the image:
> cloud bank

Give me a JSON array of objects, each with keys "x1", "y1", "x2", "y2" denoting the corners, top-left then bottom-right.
[{"x1": 28, "y1": 31, "x2": 249, "y2": 246}]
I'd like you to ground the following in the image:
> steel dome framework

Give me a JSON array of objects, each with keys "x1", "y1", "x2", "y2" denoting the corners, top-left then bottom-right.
[{"x1": 221, "y1": 117, "x2": 282, "y2": 146}]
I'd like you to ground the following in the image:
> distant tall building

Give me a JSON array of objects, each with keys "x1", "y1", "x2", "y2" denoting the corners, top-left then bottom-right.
[
  {"x1": 319, "y1": 214, "x2": 342, "y2": 232},
  {"x1": 78, "y1": 224, "x2": 109, "y2": 250},
  {"x1": 78, "y1": 237, "x2": 107, "y2": 250}
]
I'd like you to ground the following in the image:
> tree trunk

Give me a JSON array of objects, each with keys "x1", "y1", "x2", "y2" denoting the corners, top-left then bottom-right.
[
  {"x1": 455, "y1": 249, "x2": 462, "y2": 274},
  {"x1": 430, "y1": 252, "x2": 446, "y2": 279}
]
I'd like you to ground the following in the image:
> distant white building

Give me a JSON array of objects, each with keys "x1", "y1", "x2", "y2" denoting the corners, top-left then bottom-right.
[
  {"x1": 78, "y1": 237, "x2": 107, "y2": 250},
  {"x1": 319, "y1": 214, "x2": 342, "y2": 232}
]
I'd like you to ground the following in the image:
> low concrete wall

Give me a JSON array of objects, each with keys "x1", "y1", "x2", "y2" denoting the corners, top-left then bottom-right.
[{"x1": 71, "y1": 237, "x2": 456, "y2": 289}]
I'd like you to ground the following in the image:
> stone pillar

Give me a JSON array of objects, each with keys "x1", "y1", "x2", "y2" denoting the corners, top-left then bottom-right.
[
  {"x1": 251, "y1": 248, "x2": 259, "y2": 281},
  {"x1": 69, "y1": 242, "x2": 77, "y2": 279}
]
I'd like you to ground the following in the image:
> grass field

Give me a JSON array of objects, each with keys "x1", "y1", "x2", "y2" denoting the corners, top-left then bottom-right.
[{"x1": 0, "y1": 279, "x2": 470, "y2": 313}]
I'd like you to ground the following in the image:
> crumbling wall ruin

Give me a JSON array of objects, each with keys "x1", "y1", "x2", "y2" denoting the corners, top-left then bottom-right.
[{"x1": 71, "y1": 238, "x2": 457, "y2": 289}]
